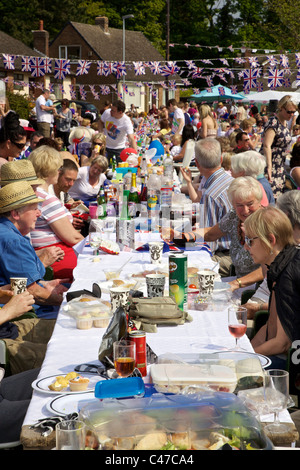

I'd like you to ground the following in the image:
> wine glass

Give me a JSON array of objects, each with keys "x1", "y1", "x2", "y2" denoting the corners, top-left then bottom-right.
[
  {"x1": 113, "y1": 340, "x2": 136, "y2": 378},
  {"x1": 228, "y1": 305, "x2": 248, "y2": 350},
  {"x1": 264, "y1": 369, "x2": 290, "y2": 434}
]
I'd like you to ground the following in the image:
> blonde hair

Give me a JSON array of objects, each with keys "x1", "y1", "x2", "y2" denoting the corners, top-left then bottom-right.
[
  {"x1": 240, "y1": 117, "x2": 256, "y2": 130},
  {"x1": 90, "y1": 154, "x2": 109, "y2": 172},
  {"x1": 29, "y1": 145, "x2": 63, "y2": 179},
  {"x1": 199, "y1": 104, "x2": 214, "y2": 120},
  {"x1": 278, "y1": 95, "x2": 297, "y2": 112},
  {"x1": 244, "y1": 206, "x2": 295, "y2": 253},
  {"x1": 221, "y1": 152, "x2": 233, "y2": 171}
]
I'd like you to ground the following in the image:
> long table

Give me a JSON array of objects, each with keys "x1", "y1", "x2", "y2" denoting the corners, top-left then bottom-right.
[{"x1": 20, "y1": 238, "x2": 298, "y2": 449}]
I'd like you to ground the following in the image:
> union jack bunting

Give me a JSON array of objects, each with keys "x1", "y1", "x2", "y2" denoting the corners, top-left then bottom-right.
[
  {"x1": 54, "y1": 59, "x2": 70, "y2": 80},
  {"x1": 133, "y1": 61, "x2": 145, "y2": 76},
  {"x1": 160, "y1": 61, "x2": 180, "y2": 76},
  {"x1": 97, "y1": 61, "x2": 109, "y2": 76},
  {"x1": 219, "y1": 58, "x2": 229, "y2": 67},
  {"x1": 218, "y1": 86, "x2": 225, "y2": 96},
  {"x1": 99, "y1": 85, "x2": 110, "y2": 95},
  {"x1": 30, "y1": 57, "x2": 46, "y2": 77},
  {"x1": 193, "y1": 88, "x2": 200, "y2": 94},
  {"x1": 266, "y1": 55, "x2": 278, "y2": 67},
  {"x1": 21, "y1": 56, "x2": 32, "y2": 72},
  {"x1": 268, "y1": 68, "x2": 284, "y2": 88},
  {"x1": 2, "y1": 54, "x2": 15, "y2": 70},
  {"x1": 235, "y1": 57, "x2": 246, "y2": 64},
  {"x1": 181, "y1": 78, "x2": 191, "y2": 86},
  {"x1": 185, "y1": 60, "x2": 196, "y2": 69},
  {"x1": 206, "y1": 76, "x2": 213, "y2": 86},
  {"x1": 76, "y1": 60, "x2": 91, "y2": 76},
  {"x1": 59, "y1": 84, "x2": 65, "y2": 94},
  {"x1": 106, "y1": 62, "x2": 117, "y2": 76},
  {"x1": 248, "y1": 57, "x2": 260, "y2": 68},
  {"x1": 44, "y1": 58, "x2": 52, "y2": 74},
  {"x1": 295, "y1": 53, "x2": 300, "y2": 67},
  {"x1": 48, "y1": 83, "x2": 54, "y2": 93},
  {"x1": 114, "y1": 62, "x2": 126, "y2": 79},
  {"x1": 201, "y1": 59, "x2": 214, "y2": 65},
  {"x1": 149, "y1": 61, "x2": 161, "y2": 75},
  {"x1": 230, "y1": 85, "x2": 238, "y2": 94},
  {"x1": 283, "y1": 77, "x2": 291, "y2": 88},
  {"x1": 169, "y1": 80, "x2": 177, "y2": 89},
  {"x1": 257, "y1": 81, "x2": 264, "y2": 92},
  {"x1": 79, "y1": 85, "x2": 86, "y2": 100},
  {"x1": 189, "y1": 67, "x2": 203, "y2": 79},
  {"x1": 206, "y1": 87, "x2": 212, "y2": 93},
  {"x1": 122, "y1": 83, "x2": 128, "y2": 94},
  {"x1": 69, "y1": 85, "x2": 76, "y2": 100},
  {"x1": 243, "y1": 68, "x2": 259, "y2": 89},
  {"x1": 280, "y1": 55, "x2": 289, "y2": 68}
]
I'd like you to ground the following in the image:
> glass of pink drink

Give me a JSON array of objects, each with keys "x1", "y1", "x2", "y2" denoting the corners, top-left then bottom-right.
[{"x1": 228, "y1": 306, "x2": 248, "y2": 350}]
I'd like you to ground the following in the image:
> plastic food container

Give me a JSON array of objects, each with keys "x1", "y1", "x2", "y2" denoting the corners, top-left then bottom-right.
[
  {"x1": 150, "y1": 363, "x2": 237, "y2": 394},
  {"x1": 79, "y1": 392, "x2": 273, "y2": 450},
  {"x1": 62, "y1": 297, "x2": 112, "y2": 329}
]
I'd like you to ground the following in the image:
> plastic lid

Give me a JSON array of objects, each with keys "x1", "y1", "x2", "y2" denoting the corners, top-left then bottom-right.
[{"x1": 94, "y1": 377, "x2": 145, "y2": 399}]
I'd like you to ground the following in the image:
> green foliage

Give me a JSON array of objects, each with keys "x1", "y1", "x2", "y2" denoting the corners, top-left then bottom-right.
[{"x1": 7, "y1": 91, "x2": 31, "y2": 120}]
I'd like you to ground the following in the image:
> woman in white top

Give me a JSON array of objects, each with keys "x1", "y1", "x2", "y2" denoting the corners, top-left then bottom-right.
[
  {"x1": 29, "y1": 146, "x2": 84, "y2": 281},
  {"x1": 68, "y1": 155, "x2": 109, "y2": 202}
]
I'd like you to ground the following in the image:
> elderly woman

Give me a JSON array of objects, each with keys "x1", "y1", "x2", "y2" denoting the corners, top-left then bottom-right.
[
  {"x1": 244, "y1": 206, "x2": 298, "y2": 369},
  {"x1": 262, "y1": 94, "x2": 297, "y2": 199},
  {"x1": 230, "y1": 150, "x2": 275, "y2": 205},
  {"x1": 29, "y1": 146, "x2": 84, "y2": 280},
  {"x1": 68, "y1": 154, "x2": 109, "y2": 202}
]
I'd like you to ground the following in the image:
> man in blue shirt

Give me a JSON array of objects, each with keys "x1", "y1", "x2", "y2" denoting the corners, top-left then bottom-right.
[{"x1": 0, "y1": 181, "x2": 68, "y2": 319}]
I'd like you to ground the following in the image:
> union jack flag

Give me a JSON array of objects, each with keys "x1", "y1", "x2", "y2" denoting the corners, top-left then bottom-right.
[
  {"x1": 243, "y1": 68, "x2": 259, "y2": 89},
  {"x1": 201, "y1": 59, "x2": 213, "y2": 65},
  {"x1": 2, "y1": 54, "x2": 15, "y2": 70},
  {"x1": 248, "y1": 57, "x2": 260, "y2": 68},
  {"x1": 97, "y1": 61, "x2": 109, "y2": 76},
  {"x1": 114, "y1": 61, "x2": 126, "y2": 79},
  {"x1": 218, "y1": 86, "x2": 225, "y2": 96},
  {"x1": 30, "y1": 57, "x2": 46, "y2": 77},
  {"x1": 283, "y1": 77, "x2": 291, "y2": 88},
  {"x1": 54, "y1": 59, "x2": 70, "y2": 80},
  {"x1": 219, "y1": 58, "x2": 229, "y2": 67},
  {"x1": 44, "y1": 58, "x2": 52, "y2": 74},
  {"x1": 69, "y1": 85, "x2": 76, "y2": 100},
  {"x1": 235, "y1": 57, "x2": 246, "y2": 64},
  {"x1": 122, "y1": 83, "x2": 128, "y2": 93},
  {"x1": 160, "y1": 61, "x2": 180, "y2": 76},
  {"x1": 21, "y1": 56, "x2": 32, "y2": 72},
  {"x1": 79, "y1": 85, "x2": 86, "y2": 100},
  {"x1": 106, "y1": 62, "x2": 117, "y2": 76},
  {"x1": 268, "y1": 68, "x2": 284, "y2": 88},
  {"x1": 99, "y1": 85, "x2": 110, "y2": 95},
  {"x1": 189, "y1": 67, "x2": 203, "y2": 79},
  {"x1": 181, "y1": 78, "x2": 191, "y2": 86},
  {"x1": 280, "y1": 55, "x2": 289, "y2": 68},
  {"x1": 149, "y1": 61, "x2": 161, "y2": 75},
  {"x1": 257, "y1": 81, "x2": 264, "y2": 92},
  {"x1": 231, "y1": 85, "x2": 238, "y2": 94},
  {"x1": 193, "y1": 88, "x2": 200, "y2": 94},
  {"x1": 76, "y1": 60, "x2": 91, "y2": 76},
  {"x1": 266, "y1": 55, "x2": 278, "y2": 67},
  {"x1": 133, "y1": 61, "x2": 145, "y2": 76},
  {"x1": 206, "y1": 76, "x2": 213, "y2": 86},
  {"x1": 185, "y1": 60, "x2": 196, "y2": 69},
  {"x1": 296, "y1": 53, "x2": 300, "y2": 67},
  {"x1": 169, "y1": 80, "x2": 177, "y2": 89}
]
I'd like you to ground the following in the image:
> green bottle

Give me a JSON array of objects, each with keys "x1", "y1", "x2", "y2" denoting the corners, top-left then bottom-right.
[
  {"x1": 120, "y1": 189, "x2": 131, "y2": 220},
  {"x1": 128, "y1": 173, "x2": 140, "y2": 218},
  {"x1": 97, "y1": 186, "x2": 107, "y2": 219}
]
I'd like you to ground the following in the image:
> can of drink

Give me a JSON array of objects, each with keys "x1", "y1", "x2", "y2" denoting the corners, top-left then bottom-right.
[
  {"x1": 169, "y1": 253, "x2": 188, "y2": 311},
  {"x1": 129, "y1": 330, "x2": 147, "y2": 376}
]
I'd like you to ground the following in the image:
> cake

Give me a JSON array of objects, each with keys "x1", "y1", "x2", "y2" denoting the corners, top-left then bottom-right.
[
  {"x1": 69, "y1": 375, "x2": 90, "y2": 391},
  {"x1": 76, "y1": 313, "x2": 93, "y2": 329},
  {"x1": 48, "y1": 372, "x2": 78, "y2": 391},
  {"x1": 93, "y1": 311, "x2": 111, "y2": 328}
]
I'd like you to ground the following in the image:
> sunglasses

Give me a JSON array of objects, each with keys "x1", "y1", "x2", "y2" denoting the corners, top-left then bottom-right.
[
  {"x1": 11, "y1": 140, "x2": 26, "y2": 150},
  {"x1": 244, "y1": 236, "x2": 258, "y2": 247},
  {"x1": 286, "y1": 110, "x2": 295, "y2": 115}
]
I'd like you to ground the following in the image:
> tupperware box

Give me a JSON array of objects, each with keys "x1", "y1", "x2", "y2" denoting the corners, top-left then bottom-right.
[
  {"x1": 79, "y1": 391, "x2": 273, "y2": 450},
  {"x1": 62, "y1": 296, "x2": 112, "y2": 329},
  {"x1": 150, "y1": 352, "x2": 265, "y2": 395}
]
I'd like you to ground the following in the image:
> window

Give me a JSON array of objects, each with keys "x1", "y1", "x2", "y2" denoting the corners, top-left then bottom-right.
[
  {"x1": 13, "y1": 73, "x2": 24, "y2": 91},
  {"x1": 59, "y1": 46, "x2": 81, "y2": 60}
]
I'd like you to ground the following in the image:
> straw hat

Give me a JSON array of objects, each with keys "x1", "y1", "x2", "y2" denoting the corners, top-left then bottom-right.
[
  {"x1": 0, "y1": 160, "x2": 44, "y2": 186},
  {"x1": 69, "y1": 126, "x2": 93, "y2": 145},
  {"x1": 0, "y1": 181, "x2": 44, "y2": 213}
]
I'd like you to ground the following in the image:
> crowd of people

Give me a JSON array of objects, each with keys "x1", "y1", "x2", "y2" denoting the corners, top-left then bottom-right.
[{"x1": 0, "y1": 90, "x2": 300, "y2": 445}]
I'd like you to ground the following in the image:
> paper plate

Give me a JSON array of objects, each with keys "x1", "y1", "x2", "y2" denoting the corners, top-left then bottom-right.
[
  {"x1": 31, "y1": 374, "x2": 100, "y2": 395},
  {"x1": 47, "y1": 391, "x2": 97, "y2": 416}
]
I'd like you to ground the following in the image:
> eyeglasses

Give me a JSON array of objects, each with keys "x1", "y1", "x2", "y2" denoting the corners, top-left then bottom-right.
[
  {"x1": 11, "y1": 141, "x2": 26, "y2": 150},
  {"x1": 286, "y1": 110, "x2": 295, "y2": 115},
  {"x1": 244, "y1": 236, "x2": 258, "y2": 247}
]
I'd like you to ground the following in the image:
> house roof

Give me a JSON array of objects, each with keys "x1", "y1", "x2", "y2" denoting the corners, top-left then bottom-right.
[
  {"x1": 66, "y1": 21, "x2": 172, "y2": 82},
  {"x1": 0, "y1": 30, "x2": 42, "y2": 57}
]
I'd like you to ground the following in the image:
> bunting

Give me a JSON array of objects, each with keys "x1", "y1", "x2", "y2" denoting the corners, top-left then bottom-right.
[
  {"x1": 2, "y1": 54, "x2": 15, "y2": 70},
  {"x1": 54, "y1": 59, "x2": 70, "y2": 80}
]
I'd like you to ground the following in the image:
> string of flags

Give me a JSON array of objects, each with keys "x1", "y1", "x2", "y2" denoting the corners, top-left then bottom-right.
[{"x1": 2, "y1": 50, "x2": 300, "y2": 98}]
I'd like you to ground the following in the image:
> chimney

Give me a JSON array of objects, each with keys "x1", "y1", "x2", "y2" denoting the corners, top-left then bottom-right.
[
  {"x1": 32, "y1": 20, "x2": 49, "y2": 56},
  {"x1": 95, "y1": 16, "x2": 109, "y2": 33}
]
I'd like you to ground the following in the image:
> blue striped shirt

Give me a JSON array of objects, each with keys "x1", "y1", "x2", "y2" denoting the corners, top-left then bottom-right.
[{"x1": 199, "y1": 168, "x2": 233, "y2": 253}]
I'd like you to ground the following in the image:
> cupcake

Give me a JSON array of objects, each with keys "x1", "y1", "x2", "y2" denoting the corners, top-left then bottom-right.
[
  {"x1": 93, "y1": 311, "x2": 111, "y2": 328},
  {"x1": 69, "y1": 375, "x2": 90, "y2": 392},
  {"x1": 76, "y1": 313, "x2": 93, "y2": 329}
]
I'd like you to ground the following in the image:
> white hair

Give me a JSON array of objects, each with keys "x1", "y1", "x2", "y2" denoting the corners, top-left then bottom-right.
[{"x1": 230, "y1": 151, "x2": 266, "y2": 177}]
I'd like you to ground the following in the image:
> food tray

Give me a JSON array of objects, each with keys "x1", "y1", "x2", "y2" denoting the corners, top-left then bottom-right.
[
  {"x1": 62, "y1": 297, "x2": 112, "y2": 329},
  {"x1": 79, "y1": 392, "x2": 273, "y2": 450},
  {"x1": 150, "y1": 363, "x2": 237, "y2": 394}
]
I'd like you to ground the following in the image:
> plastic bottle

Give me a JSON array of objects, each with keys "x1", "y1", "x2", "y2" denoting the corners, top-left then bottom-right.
[
  {"x1": 163, "y1": 152, "x2": 173, "y2": 181},
  {"x1": 147, "y1": 168, "x2": 161, "y2": 218}
]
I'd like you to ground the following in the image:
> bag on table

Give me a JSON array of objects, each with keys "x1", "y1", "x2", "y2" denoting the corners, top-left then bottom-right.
[
  {"x1": 128, "y1": 297, "x2": 193, "y2": 333},
  {"x1": 98, "y1": 307, "x2": 127, "y2": 368}
]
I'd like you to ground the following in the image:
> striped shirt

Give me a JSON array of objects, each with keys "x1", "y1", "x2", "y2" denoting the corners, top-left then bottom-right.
[
  {"x1": 200, "y1": 168, "x2": 233, "y2": 253},
  {"x1": 30, "y1": 187, "x2": 73, "y2": 248}
]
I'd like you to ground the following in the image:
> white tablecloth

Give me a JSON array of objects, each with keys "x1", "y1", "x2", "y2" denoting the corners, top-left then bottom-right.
[{"x1": 22, "y1": 238, "x2": 291, "y2": 427}]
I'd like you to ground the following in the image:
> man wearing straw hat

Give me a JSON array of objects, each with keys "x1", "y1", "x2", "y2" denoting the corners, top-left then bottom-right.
[
  {"x1": 0, "y1": 160, "x2": 65, "y2": 269},
  {"x1": 0, "y1": 181, "x2": 68, "y2": 319}
]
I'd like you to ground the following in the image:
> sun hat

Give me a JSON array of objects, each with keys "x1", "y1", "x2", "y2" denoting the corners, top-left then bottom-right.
[
  {"x1": 0, "y1": 181, "x2": 44, "y2": 213},
  {"x1": 0, "y1": 160, "x2": 44, "y2": 186},
  {"x1": 69, "y1": 126, "x2": 94, "y2": 145}
]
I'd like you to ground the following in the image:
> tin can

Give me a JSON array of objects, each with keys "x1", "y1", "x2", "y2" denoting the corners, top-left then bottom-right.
[
  {"x1": 169, "y1": 253, "x2": 188, "y2": 311},
  {"x1": 129, "y1": 330, "x2": 147, "y2": 376}
]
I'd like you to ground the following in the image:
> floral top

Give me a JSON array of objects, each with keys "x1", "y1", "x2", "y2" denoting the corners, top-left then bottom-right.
[{"x1": 219, "y1": 210, "x2": 260, "y2": 277}]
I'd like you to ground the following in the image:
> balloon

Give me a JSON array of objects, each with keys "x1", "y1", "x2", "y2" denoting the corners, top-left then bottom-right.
[
  {"x1": 149, "y1": 139, "x2": 164, "y2": 156},
  {"x1": 120, "y1": 147, "x2": 137, "y2": 162}
]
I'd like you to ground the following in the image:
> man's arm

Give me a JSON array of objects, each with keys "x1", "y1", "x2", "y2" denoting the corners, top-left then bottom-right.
[
  {"x1": 0, "y1": 291, "x2": 35, "y2": 325},
  {"x1": 27, "y1": 279, "x2": 68, "y2": 306}
]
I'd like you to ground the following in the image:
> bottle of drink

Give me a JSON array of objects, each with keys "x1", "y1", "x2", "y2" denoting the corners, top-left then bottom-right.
[
  {"x1": 147, "y1": 169, "x2": 161, "y2": 219},
  {"x1": 163, "y1": 152, "x2": 173, "y2": 181},
  {"x1": 128, "y1": 173, "x2": 140, "y2": 218},
  {"x1": 140, "y1": 155, "x2": 148, "y2": 178},
  {"x1": 120, "y1": 189, "x2": 130, "y2": 220},
  {"x1": 97, "y1": 186, "x2": 107, "y2": 219}
]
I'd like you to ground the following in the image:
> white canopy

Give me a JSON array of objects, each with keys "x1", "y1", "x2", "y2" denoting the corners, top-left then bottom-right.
[{"x1": 242, "y1": 90, "x2": 300, "y2": 103}]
